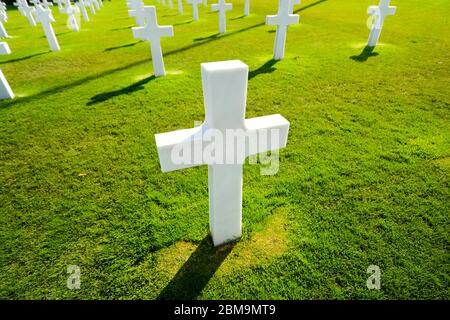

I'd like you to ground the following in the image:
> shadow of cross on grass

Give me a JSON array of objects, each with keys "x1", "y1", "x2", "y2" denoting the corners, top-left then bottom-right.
[
  {"x1": 158, "y1": 236, "x2": 235, "y2": 300},
  {"x1": 87, "y1": 75, "x2": 156, "y2": 105},
  {"x1": 350, "y1": 46, "x2": 379, "y2": 62},
  {"x1": 249, "y1": 59, "x2": 279, "y2": 80}
]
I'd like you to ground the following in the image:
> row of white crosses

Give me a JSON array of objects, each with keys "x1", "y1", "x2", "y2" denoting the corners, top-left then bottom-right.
[
  {"x1": 0, "y1": 0, "x2": 106, "y2": 101},
  {"x1": 0, "y1": 1, "x2": 9, "y2": 38}
]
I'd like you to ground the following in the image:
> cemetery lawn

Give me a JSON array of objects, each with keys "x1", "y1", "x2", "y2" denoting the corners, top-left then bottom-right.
[{"x1": 0, "y1": 0, "x2": 449, "y2": 299}]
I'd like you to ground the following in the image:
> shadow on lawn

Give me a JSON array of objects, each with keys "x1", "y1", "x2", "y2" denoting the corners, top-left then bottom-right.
[
  {"x1": 158, "y1": 236, "x2": 235, "y2": 300},
  {"x1": 104, "y1": 41, "x2": 141, "y2": 52},
  {"x1": 173, "y1": 20, "x2": 194, "y2": 26},
  {"x1": 350, "y1": 46, "x2": 379, "y2": 62},
  {"x1": 111, "y1": 26, "x2": 134, "y2": 31},
  {"x1": 87, "y1": 76, "x2": 156, "y2": 105},
  {"x1": 1, "y1": 51, "x2": 50, "y2": 64},
  {"x1": 249, "y1": 59, "x2": 279, "y2": 80}
]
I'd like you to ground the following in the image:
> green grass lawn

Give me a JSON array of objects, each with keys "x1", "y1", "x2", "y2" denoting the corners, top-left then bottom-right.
[{"x1": 0, "y1": 0, "x2": 449, "y2": 299}]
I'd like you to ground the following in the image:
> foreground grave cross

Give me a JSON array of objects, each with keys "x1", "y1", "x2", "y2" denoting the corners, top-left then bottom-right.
[
  {"x1": 367, "y1": 0, "x2": 396, "y2": 47},
  {"x1": 35, "y1": 4, "x2": 60, "y2": 51},
  {"x1": 186, "y1": 0, "x2": 201, "y2": 21},
  {"x1": 155, "y1": 60, "x2": 290, "y2": 246},
  {"x1": 0, "y1": 42, "x2": 13, "y2": 100},
  {"x1": 266, "y1": 0, "x2": 299, "y2": 60},
  {"x1": 132, "y1": 6, "x2": 173, "y2": 77},
  {"x1": 211, "y1": 0, "x2": 232, "y2": 34}
]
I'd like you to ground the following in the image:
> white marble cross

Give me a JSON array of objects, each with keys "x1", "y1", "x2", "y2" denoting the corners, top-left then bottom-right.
[
  {"x1": 13, "y1": 0, "x2": 25, "y2": 16},
  {"x1": 128, "y1": 0, "x2": 145, "y2": 27},
  {"x1": 61, "y1": 0, "x2": 80, "y2": 32},
  {"x1": 244, "y1": 0, "x2": 249, "y2": 16},
  {"x1": 266, "y1": 0, "x2": 299, "y2": 60},
  {"x1": 155, "y1": 60, "x2": 290, "y2": 246},
  {"x1": 186, "y1": 0, "x2": 202, "y2": 21},
  {"x1": 41, "y1": 0, "x2": 53, "y2": 9},
  {"x1": 76, "y1": 0, "x2": 90, "y2": 22},
  {"x1": 92, "y1": 0, "x2": 100, "y2": 10},
  {"x1": 0, "y1": 4, "x2": 9, "y2": 38},
  {"x1": 211, "y1": 0, "x2": 232, "y2": 34},
  {"x1": 21, "y1": 0, "x2": 37, "y2": 26},
  {"x1": 132, "y1": 6, "x2": 173, "y2": 77},
  {"x1": 289, "y1": 0, "x2": 300, "y2": 14},
  {"x1": 367, "y1": 0, "x2": 396, "y2": 47},
  {"x1": 54, "y1": 0, "x2": 64, "y2": 10},
  {"x1": 35, "y1": 4, "x2": 60, "y2": 51},
  {"x1": 86, "y1": 0, "x2": 96, "y2": 14},
  {"x1": 0, "y1": 42, "x2": 14, "y2": 100},
  {"x1": 177, "y1": 0, "x2": 183, "y2": 15}
]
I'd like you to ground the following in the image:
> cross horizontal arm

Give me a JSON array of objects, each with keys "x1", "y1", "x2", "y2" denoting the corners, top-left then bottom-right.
[
  {"x1": 245, "y1": 114, "x2": 290, "y2": 155},
  {"x1": 155, "y1": 125, "x2": 206, "y2": 172}
]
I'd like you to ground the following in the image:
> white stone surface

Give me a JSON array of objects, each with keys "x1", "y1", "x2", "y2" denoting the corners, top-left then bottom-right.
[
  {"x1": 0, "y1": 42, "x2": 14, "y2": 100},
  {"x1": 41, "y1": 0, "x2": 53, "y2": 9},
  {"x1": 367, "y1": 0, "x2": 396, "y2": 47},
  {"x1": 20, "y1": 0, "x2": 37, "y2": 26},
  {"x1": 289, "y1": 0, "x2": 300, "y2": 14},
  {"x1": 13, "y1": 0, "x2": 25, "y2": 16},
  {"x1": 168, "y1": 0, "x2": 173, "y2": 9},
  {"x1": 244, "y1": 0, "x2": 249, "y2": 16},
  {"x1": 211, "y1": 0, "x2": 232, "y2": 34},
  {"x1": 155, "y1": 60, "x2": 290, "y2": 246},
  {"x1": 86, "y1": 0, "x2": 96, "y2": 14},
  {"x1": 54, "y1": 0, "x2": 64, "y2": 10},
  {"x1": 186, "y1": 0, "x2": 202, "y2": 21},
  {"x1": 0, "y1": 2, "x2": 9, "y2": 38},
  {"x1": 132, "y1": 6, "x2": 173, "y2": 77},
  {"x1": 61, "y1": 0, "x2": 80, "y2": 32},
  {"x1": 266, "y1": 0, "x2": 299, "y2": 60},
  {"x1": 35, "y1": 4, "x2": 60, "y2": 51},
  {"x1": 177, "y1": 0, "x2": 183, "y2": 15},
  {"x1": 76, "y1": 0, "x2": 90, "y2": 22},
  {"x1": 92, "y1": 0, "x2": 100, "y2": 10},
  {"x1": 128, "y1": 0, "x2": 145, "y2": 27}
]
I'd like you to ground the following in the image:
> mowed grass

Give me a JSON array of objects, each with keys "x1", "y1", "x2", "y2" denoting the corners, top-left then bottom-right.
[{"x1": 0, "y1": 0, "x2": 449, "y2": 299}]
